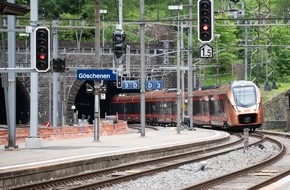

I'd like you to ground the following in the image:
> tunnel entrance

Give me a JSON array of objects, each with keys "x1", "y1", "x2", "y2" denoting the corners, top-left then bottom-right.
[
  {"x1": 0, "y1": 78, "x2": 30, "y2": 125},
  {"x1": 73, "y1": 80, "x2": 139, "y2": 124}
]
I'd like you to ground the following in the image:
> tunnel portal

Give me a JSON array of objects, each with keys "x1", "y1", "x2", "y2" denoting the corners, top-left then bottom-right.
[
  {"x1": 0, "y1": 79, "x2": 30, "y2": 125},
  {"x1": 73, "y1": 80, "x2": 139, "y2": 124}
]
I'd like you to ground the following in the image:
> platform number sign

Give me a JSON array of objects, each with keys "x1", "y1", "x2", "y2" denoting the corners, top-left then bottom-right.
[
  {"x1": 122, "y1": 81, "x2": 140, "y2": 90},
  {"x1": 200, "y1": 44, "x2": 213, "y2": 58},
  {"x1": 146, "y1": 80, "x2": 163, "y2": 90}
]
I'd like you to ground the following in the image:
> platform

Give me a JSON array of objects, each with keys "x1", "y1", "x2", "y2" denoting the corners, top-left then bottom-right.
[{"x1": 0, "y1": 127, "x2": 230, "y2": 189}]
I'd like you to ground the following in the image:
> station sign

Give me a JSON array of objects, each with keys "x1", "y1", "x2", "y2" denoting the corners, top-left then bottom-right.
[
  {"x1": 77, "y1": 69, "x2": 116, "y2": 81},
  {"x1": 122, "y1": 80, "x2": 140, "y2": 90},
  {"x1": 146, "y1": 80, "x2": 163, "y2": 90}
]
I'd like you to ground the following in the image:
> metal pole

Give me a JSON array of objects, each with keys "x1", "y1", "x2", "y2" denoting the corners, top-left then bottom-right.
[
  {"x1": 7, "y1": 0, "x2": 16, "y2": 149},
  {"x1": 180, "y1": 5, "x2": 185, "y2": 124},
  {"x1": 52, "y1": 20, "x2": 60, "y2": 128},
  {"x1": 140, "y1": 0, "x2": 145, "y2": 137},
  {"x1": 29, "y1": 0, "x2": 38, "y2": 137},
  {"x1": 26, "y1": 0, "x2": 43, "y2": 148},
  {"x1": 102, "y1": 14, "x2": 105, "y2": 53},
  {"x1": 188, "y1": 0, "x2": 193, "y2": 130},
  {"x1": 119, "y1": 0, "x2": 123, "y2": 26},
  {"x1": 244, "y1": 21, "x2": 248, "y2": 80},
  {"x1": 215, "y1": 34, "x2": 220, "y2": 85},
  {"x1": 94, "y1": 0, "x2": 101, "y2": 141},
  {"x1": 176, "y1": 9, "x2": 181, "y2": 134}
]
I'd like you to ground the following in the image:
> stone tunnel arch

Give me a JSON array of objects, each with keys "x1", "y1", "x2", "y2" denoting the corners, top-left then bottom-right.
[
  {"x1": 66, "y1": 79, "x2": 84, "y2": 125},
  {"x1": 0, "y1": 78, "x2": 30, "y2": 125},
  {"x1": 66, "y1": 80, "x2": 134, "y2": 125}
]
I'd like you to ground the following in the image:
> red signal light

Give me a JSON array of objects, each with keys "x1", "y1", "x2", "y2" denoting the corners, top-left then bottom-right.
[
  {"x1": 39, "y1": 53, "x2": 46, "y2": 60},
  {"x1": 202, "y1": 24, "x2": 209, "y2": 31}
]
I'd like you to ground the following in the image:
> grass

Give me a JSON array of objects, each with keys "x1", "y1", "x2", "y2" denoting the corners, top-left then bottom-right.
[{"x1": 261, "y1": 82, "x2": 290, "y2": 103}]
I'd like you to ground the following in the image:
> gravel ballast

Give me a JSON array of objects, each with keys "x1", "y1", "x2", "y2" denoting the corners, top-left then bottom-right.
[{"x1": 102, "y1": 141, "x2": 279, "y2": 190}]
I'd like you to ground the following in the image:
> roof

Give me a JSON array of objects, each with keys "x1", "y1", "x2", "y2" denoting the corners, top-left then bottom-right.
[{"x1": 0, "y1": 1, "x2": 29, "y2": 16}]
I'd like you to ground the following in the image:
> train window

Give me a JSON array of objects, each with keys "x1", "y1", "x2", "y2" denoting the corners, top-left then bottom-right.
[
  {"x1": 193, "y1": 101, "x2": 200, "y2": 115},
  {"x1": 117, "y1": 104, "x2": 124, "y2": 114},
  {"x1": 126, "y1": 103, "x2": 133, "y2": 114},
  {"x1": 217, "y1": 99, "x2": 224, "y2": 114},
  {"x1": 163, "y1": 102, "x2": 173, "y2": 115},
  {"x1": 209, "y1": 99, "x2": 215, "y2": 115},
  {"x1": 232, "y1": 86, "x2": 256, "y2": 108},
  {"x1": 155, "y1": 103, "x2": 161, "y2": 114},
  {"x1": 146, "y1": 102, "x2": 152, "y2": 114},
  {"x1": 132, "y1": 103, "x2": 140, "y2": 114},
  {"x1": 111, "y1": 104, "x2": 118, "y2": 114},
  {"x1": 151, "y1": 104, "x2": 156, "y2": 114},
  {"x1": 172, "y1": 102, "x2": 177, "y2": 114},
  {"x1": 169, "y1": 102, "x2": 174, "y2": 115},
  {"x1": 202, "y1": 100, "x2": 209, "y2": 114}
]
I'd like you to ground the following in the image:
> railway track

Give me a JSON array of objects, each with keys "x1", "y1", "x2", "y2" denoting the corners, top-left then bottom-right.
[
  {"x1": 201, "y1": 131, "x2": 290, "y2": 190},
  {"x1": 128, "y1": 124, "x2": 159, "y2": 132},
  {"x1": 182, "y1": 131, "x2": 285, "y2": 190},
  {"x1": 8, "y1": 133, "x2": 263, "y2": 190}
]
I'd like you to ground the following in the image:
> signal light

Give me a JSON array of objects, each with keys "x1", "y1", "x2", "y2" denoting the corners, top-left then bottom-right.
[
  {"x1": 113, "y1": 29, "x2": 126, "y2": 58},
  {"x1": 198, "y1": 0, "x2": 214, "y2": 43},
  {"x1": 39, "y1": 54, "x2": 46, "y2": 60},
  {"x1": 116, "y1": 75, "x2": 122, "y2": 88},
  {"x1": 52, "y1": 58, "x2": 66, "y2": 72},
  {"x1": 35, "y1": 27, "x2": 50, "y2": 72}
]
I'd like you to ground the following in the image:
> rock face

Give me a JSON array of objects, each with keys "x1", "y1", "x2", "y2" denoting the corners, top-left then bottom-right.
[
  {"x1": 264, "y1": 92, "x2": 288, "y2": 121},
  {"x1": 262, "y1": 92, "x2": 288, "y2": 130}
]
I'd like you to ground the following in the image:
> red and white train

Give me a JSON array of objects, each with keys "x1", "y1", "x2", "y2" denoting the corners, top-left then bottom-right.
[{"x1": 110, "y1": 80, "x2": 264, "y2": 131}]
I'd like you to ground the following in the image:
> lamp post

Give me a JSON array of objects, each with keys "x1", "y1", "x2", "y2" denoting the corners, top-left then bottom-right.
[{"x1": 168, "y1": 4, "x2": 183, "y2": 134}]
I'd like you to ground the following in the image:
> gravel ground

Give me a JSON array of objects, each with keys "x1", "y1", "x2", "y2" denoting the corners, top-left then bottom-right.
[{"x1": 102, "y1": 141, "x2": 279, "y2": 190}]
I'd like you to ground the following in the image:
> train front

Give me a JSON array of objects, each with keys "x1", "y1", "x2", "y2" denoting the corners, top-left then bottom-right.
[{"x1": 227, "y1": 81, "x2": 264, "y2": 130}]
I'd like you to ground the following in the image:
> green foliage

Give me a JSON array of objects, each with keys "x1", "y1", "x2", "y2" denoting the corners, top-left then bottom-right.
[{"x1": 10, "y1": 1, "x2": 290, "y2": 86}]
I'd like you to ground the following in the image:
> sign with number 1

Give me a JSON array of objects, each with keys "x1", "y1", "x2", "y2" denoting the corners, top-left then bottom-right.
[{"x1": 200, "y1": 44, "x2": 213, "y2": 58}]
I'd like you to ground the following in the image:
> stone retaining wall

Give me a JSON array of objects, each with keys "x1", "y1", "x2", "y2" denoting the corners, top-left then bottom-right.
[
  {"x1": 0, "y1": 121, "x2": 129, "y2": 145},
  {"x1": 261, "y1": 120, "x2": 287, "y2": 130}
]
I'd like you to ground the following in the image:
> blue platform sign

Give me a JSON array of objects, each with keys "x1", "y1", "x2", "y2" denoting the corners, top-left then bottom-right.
[
  {"x1": 122, "y1": 80, "x2": 140, "y2": 90},
  {"x1": 77, "y1": 69, "x2": 116, "y2": 81},
  {"x1": 146, "y1": 81, "x2": 155, "y2": 90},
  {"x1": 146, "y1": 80, "x2": 163, "y2": 90},
  {"x1": 155, "y1": 80, "x2": 164, "y2": 90}
]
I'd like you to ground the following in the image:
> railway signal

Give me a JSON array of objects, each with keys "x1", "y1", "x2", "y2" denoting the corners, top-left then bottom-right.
[
  {"x1": 117, "y1": 75, "x2": 122, "y2": 88},
  {"x1": 35, "y1": 27, "x2": 50, "y2": 72},
  {"x1": 113, "y1": 29, "x2": 126, "y2": 58},
  {"x1": 198, "y1": 0, "x2": 214, "y2": 43},
  {"x1": 52, "y1": 58, "x2": 66, "y2": 72}
]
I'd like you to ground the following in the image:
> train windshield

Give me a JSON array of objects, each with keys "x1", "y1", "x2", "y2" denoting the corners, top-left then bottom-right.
[{"x1": 232, "y1": 86, "x2": 256, "y2": 108}]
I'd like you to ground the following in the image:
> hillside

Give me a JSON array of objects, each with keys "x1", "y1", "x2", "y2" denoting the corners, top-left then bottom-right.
[{"x1": 262, "y1": 83, "x2": 290, "y2": 122}]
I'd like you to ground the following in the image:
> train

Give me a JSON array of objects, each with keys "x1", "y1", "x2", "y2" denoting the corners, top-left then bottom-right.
[{"x1": 110, "y1": 80, "x2": 264, "y2": 131}]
